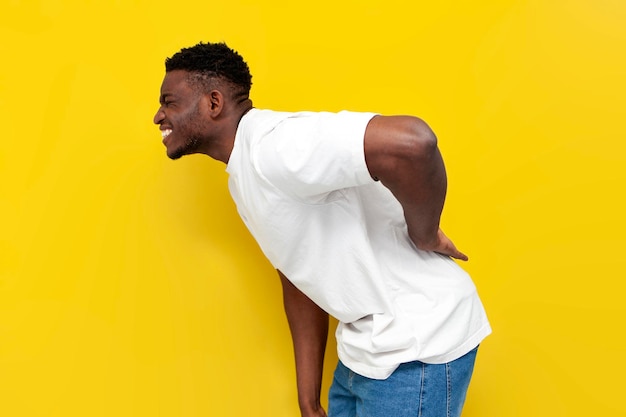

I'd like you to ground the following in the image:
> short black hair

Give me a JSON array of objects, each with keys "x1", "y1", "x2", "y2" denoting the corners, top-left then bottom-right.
[{"x1": 165, "y1": 42, "x2": 252, "y2": 99}]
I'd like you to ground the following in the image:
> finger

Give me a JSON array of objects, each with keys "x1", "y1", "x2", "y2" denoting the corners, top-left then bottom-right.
[
  {"x1": 447, "y1": 244, "x2": 468, "y2": 261},
  {"x1": 440, "y1": 244, "x2": 469, "y2": 261},
  {"x1": 453, "y1": 250, "x2": 469, "y2": 261}
]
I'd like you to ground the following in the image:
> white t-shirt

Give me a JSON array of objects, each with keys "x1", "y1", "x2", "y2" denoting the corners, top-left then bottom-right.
[{"x1": 226, "y1": 109, "x2": 491, "y2": 379}]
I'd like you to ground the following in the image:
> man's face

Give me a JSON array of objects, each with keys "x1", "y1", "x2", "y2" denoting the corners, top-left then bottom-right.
[{"x1": 153, "y1": 70, "x2": 210, "y2": 160}]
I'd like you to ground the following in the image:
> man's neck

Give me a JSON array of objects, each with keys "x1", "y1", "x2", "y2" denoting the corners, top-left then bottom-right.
[{"x1": 206, "y1": 99, "x2": 254, "y2": 164}]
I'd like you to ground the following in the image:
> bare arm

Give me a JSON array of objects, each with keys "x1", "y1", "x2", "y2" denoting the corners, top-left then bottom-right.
[
  {"x1": 364, "y1": 115, "x2": 467, "y2": 260},
  {"x1": 278, "y1": 270, "x2": 329, "y2": 417}
]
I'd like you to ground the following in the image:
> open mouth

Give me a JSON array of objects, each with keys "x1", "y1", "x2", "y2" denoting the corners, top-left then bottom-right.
[{"x1": 161, "y1": 129, "x2": 172, "y2": 139}]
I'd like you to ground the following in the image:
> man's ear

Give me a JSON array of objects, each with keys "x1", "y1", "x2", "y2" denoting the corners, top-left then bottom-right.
[{"x1": 207, "y1": 90, "x2": 224, "y2": 116}]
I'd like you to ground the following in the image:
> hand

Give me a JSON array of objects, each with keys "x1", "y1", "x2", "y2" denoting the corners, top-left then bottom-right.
[{"x1": 429, "y1": 229, "x2": 469, "y2": 261}]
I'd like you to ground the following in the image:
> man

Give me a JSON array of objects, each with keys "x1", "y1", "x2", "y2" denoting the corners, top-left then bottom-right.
[{"x1": 154, "y1": 42, "x2": 491, "y2": 417}]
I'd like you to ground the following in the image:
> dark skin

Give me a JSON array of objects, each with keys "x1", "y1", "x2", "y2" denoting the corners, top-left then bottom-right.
[
  {"x1": 154, "y1": 69, "x2": 467, "y2": 417},
  {"x1": 279, "y1": 270, "x2": 329, "y2": 417},
  {"x1": 153, "y1": 69, "x2": 253, "y2": 163}
]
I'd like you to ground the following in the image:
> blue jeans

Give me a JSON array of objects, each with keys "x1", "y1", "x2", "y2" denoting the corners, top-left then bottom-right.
[{"x1": 328, "y1": 347, "x2": 478, "y2": 417}]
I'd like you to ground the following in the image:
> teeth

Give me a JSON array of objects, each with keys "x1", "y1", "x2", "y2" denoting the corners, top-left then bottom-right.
[{"x1": 161, "y1": 129, "x2": 172, "y2": 139}]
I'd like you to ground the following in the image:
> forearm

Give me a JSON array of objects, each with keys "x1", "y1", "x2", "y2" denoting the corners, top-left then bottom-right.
[
  {"x1": 385, "y1": 144, "x2": 447, "y2": 250},
  {"x1": 278, "y1": 270, "x2": 329, "y2": 416}
]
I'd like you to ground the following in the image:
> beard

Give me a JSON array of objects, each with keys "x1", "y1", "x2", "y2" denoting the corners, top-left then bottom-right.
[{"x1": 168, "y1": 136, "x2": 200, "y2": 160}]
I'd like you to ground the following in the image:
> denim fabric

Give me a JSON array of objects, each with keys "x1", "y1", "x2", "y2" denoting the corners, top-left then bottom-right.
[{"x1": 328, "y1": 347, "x2": 478, "y2": 417}]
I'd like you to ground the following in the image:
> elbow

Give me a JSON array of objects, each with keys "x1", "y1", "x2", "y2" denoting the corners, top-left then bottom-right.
[
  {"x1": 398, "y1": 117, "x2": 438, "y2": 161},
  {"x1": 364, "y1": 115, "x2": 441, "y2": 182}
]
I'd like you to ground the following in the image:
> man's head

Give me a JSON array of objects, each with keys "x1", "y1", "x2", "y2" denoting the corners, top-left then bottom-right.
[
  {"x1": 165, "y1": 42, "x2": 252, "y2": 102},
  {"x1": 154, "y1": 42, "x2": 253, "y2": 162}
]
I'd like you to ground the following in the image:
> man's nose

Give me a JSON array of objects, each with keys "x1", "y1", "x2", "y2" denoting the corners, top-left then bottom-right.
[{"x1": 153, "y1": 107, "x2": 165, "y2": 125}]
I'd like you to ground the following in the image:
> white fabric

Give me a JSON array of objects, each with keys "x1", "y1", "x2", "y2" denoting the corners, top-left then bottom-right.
[{"x1": 226, "y1": 109, "x2": 491, "y2": 379}]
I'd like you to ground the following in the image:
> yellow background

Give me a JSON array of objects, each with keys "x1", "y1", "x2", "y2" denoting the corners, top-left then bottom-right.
[{"x1": 2, "y1": 0, "x2": 625, "y2": 416}]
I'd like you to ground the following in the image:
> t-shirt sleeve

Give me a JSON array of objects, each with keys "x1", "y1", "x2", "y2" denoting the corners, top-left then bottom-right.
[{"x1": 252, "y1": 111, "x2": 378, "y2": 199}]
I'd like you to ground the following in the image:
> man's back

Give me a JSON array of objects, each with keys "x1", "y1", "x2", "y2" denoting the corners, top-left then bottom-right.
[{"x1": 226, "y1": 108, "x2": 491, "y2": 379}]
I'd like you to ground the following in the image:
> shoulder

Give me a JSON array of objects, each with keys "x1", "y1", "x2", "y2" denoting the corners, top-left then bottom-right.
[{"x1": 249, "y1": 110, "x2": 379, "y2": 198}]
